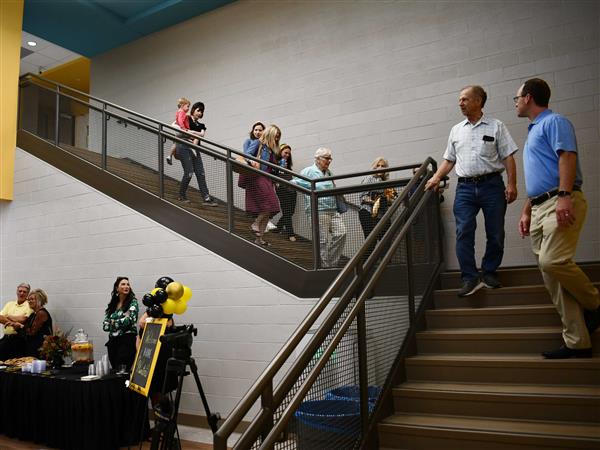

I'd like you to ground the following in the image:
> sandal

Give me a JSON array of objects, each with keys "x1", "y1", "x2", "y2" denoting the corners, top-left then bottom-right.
[
  {"x1": 254, "y1": 238, "x2": 271, "y2": 247},
  {"x1": 288, "y1": 235, "x2": 297, "y2": 242}
]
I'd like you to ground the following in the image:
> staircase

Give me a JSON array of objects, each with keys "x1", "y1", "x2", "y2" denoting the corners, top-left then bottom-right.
[{"x1": 378, "y1": 263, "x2": 600, "y2": 449}]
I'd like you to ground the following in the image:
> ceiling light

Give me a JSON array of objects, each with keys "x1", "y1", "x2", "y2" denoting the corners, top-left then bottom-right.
[{"x1": 27, "y1": 41, "x2": 37, "y2": 47}]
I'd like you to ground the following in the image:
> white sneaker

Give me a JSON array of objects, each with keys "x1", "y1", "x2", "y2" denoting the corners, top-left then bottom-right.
[{"x1": 266, "y1": 221, "x2": 277, "y2": 232}]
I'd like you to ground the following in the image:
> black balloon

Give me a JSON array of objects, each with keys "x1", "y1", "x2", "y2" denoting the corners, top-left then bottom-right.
[
  {"x1": 155, "y1": 276, "x2": 174, "y2": 290},
  {"x1": 154, "y1": 289, "x2": 168, "y2": 303},
  {"x1": 142, "y1": 293, "x2": 155, "y2": 308},
  {"x1": 148, "y1": 304, "x2": 163, "y2": 318}
]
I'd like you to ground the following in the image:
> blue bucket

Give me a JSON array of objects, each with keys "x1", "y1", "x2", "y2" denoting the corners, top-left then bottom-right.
[
  {"x1": 325, "y1": 385, "x2": 381, "y2": 406},
  {"x1": 294, "y1": 400, "x2": 360, "y2": 449}
]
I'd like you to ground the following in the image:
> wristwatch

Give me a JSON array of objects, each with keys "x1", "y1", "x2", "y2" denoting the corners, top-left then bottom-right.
[{"x1": 557, "y1": 191, "x2": 571, "y2": 197}]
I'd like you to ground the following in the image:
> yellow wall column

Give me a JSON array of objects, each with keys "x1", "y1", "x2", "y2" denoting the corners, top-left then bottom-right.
[{"x1": 0, "y1": 0, "x2": 24, "y2": 201}]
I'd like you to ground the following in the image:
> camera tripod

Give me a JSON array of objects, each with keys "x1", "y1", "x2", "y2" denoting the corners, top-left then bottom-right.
[{"x1": 150, "y1": 325, "x2": 220, "y2": 450}]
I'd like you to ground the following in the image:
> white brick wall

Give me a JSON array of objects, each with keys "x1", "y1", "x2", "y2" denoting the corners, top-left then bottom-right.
[
  {"x1": 89, "y1": 0, "x2": 599, "y2": 269},
  {"x1": 0, "y1": 149, "x2": 314, "y2": 417}
]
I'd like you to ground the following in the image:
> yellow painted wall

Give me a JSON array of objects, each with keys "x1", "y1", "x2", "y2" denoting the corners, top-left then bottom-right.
[
  {"x1": 0, "y1": 0, "x2": 24, "y2": 201},
  {"x1": 41, "y1": 56, "x2": 90, "y2": 93}
]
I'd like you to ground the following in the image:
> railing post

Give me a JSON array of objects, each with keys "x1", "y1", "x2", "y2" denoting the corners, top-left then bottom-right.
[
  {"x1": 158, "y1": 124, "x2": 165, "y2": 198},
  {"x1": 101, "y1": 104, "x2": 107, "y2": 170},
  {"x1": 213, "y1": 434, "x2": 227, "y2": 450},
  {"x1": 54, "y1": 87, "x2": 60, "y2": 146},
  {"x1": 260, "y1": 380, "x2": 274, "y2": 450},
  {"x1": 355, "y1": 265, "x2": 370, "y2": 437},
  {"x1": 404, "y1": 196, "x2": 415, "y2": 324},
  {"x1": 310, "y1": 182, "x2": 321, "y2": 270},
  {"x1": 226, "y1": 149, "x2": 234, "y2": 233}
]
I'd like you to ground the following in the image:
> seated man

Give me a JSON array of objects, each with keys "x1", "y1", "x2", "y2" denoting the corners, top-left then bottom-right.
[{"x1": 0, "y1": 283, "x2": 33, "y2": 361}]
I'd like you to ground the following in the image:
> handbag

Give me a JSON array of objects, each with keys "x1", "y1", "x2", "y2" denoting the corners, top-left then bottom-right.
[
  {"x1": 336, "y1": 194, "x2": 348, "y2": 214},
  {"x1": 236, "y1": 144, "x2": 263, "y2": 189}
]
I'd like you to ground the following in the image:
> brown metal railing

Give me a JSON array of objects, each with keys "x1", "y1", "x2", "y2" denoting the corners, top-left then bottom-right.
[
  {"x1": 18, "y1": 74, "x2": 434, "y2": 273},
  {"x1": 213, "y1": 161, "x2": 444, "y2": 449}
]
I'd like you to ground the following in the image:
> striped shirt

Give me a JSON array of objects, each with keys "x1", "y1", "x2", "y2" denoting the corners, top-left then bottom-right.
[{"x1": 443, "y1": 115, "x2": 518, "y2": 178}]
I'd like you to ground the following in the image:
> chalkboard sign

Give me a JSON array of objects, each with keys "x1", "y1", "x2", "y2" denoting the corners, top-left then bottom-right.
[{"x1": 129, "y1": 318, "x2": 168, "y2": 397}]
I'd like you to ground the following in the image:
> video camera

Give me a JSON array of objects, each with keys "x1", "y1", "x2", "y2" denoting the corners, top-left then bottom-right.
[{"x1": 160, "y1": 324, "x2": 196, "y2": 350}]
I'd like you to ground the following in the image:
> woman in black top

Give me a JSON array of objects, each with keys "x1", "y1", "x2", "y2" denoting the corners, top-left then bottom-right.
[
  {"x1": 274, "y1": 143, "x2": 297, "y2": 241},
  {"x1": 10, "y1": 288, "x2": 53, "y2": 358}
]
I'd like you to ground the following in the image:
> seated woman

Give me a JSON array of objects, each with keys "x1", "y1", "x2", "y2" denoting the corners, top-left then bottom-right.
[{"x1": 10, "y1": 288, "x2": 53, "y2": 358}]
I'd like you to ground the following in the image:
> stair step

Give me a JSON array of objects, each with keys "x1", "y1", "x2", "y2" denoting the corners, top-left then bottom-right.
[
  {"x1": 435, "y1": 282, "x2": 600, "y2": 309},
  {"x1": 393, "y1": 381, "x2": 600, "y2": 423},
  {"x1": 440, "y1": 263, "x2": 600, "y2": 289},
  {"x1": 435, "y1": 284, "x2": 552, "y2": 308},
  {"x1": 416, "y1": 327, "x2": 600, "y2": 354},
  {"x1": 379, "y1": 413, "x2": 600, "y2": 449},
  {"x1": 405, "y1": 354, "x2": 600, "y2": 385},
  {"x1": 426, "y1": 304, "x2": 561, "y2": 328}
]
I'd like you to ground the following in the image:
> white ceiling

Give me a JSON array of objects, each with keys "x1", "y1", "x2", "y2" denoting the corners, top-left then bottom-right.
[{"x1": 20, "y1": 31, "x2": 81, "y2": 76}]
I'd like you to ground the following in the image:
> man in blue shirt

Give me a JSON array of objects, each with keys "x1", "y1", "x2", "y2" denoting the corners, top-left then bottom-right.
[{"x1": 516, "y1": 78, "x2": 600, "y2": 359}]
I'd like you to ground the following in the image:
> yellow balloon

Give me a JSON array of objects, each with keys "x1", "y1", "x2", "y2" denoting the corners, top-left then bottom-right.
[
  {"x1": 180, "y1": 286, "x2": 192, "y2": 302},
  {"x1": 166, "y1": 282, "x2": 184, "y2": 300},
  {"x1": 174, "y1": 299, "x2": 188, "y2": 315},
  {"x1": 162, "y1": 299, "x2": 177, "y2": 315}
]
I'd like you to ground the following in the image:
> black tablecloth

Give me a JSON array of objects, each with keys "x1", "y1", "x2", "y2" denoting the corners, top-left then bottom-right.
[{"x1": 0, "y1": 368, "x2": 149, "y2": 450}]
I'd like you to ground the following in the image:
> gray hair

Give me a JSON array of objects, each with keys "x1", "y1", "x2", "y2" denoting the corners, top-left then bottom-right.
[
  {"x1": 17, "y1": 282, "x2": 31, "y2": 292},
  {"x1": 314, "y1": 147, "x2": 332, "y2": 159}
]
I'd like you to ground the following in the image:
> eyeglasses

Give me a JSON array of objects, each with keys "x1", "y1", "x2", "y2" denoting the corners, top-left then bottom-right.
[{"x1": 513, "y1": 94, "x2": 527, "y2": 103}]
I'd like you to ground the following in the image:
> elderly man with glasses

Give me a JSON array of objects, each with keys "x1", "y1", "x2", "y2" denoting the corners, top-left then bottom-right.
[
  {"x1": 515, "y1": 78, "x2": 600, "y2": 359},
  {"x1": 0, "y1": 283, "x2": 33, "y2": 360},
  {"x1": 295, "y1": 147, "x2": 347, "y2": 268}
]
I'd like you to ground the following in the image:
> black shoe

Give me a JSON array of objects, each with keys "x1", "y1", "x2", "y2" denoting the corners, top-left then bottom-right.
[
  {"x1": 457, "y1": 278, "x2": 484, "y2": 297},
  {"x1": 203, "y1": 196, "x2": 218, "y2": 207},
  {"x1": 482, "y1": 273, "x2": 502, "y2": 289},
  {"x1": 178, "y1": 196, "x2": 191, "y2": 204},
  {"x1": 542, "y1": 345, "x2": 592, "y2": 359},
  {"x1": 584, "y1": 306, "x2": 600, "y2": 335}
]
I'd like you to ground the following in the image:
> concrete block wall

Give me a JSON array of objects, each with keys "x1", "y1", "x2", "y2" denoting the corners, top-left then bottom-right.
[
  {"x1": 90, "y1": 0, "x2": 599, "y2": 269},
  {"x1": 0, "y1": 149, "x2": 313, "y2": 416}
]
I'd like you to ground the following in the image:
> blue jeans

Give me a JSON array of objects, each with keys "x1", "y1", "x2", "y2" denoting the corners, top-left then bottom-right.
[
  {"x1": 177, "y1": 143, "x2": 209, "y2": 199},
  {"x1": 453, "y1": 174, "x2": 506, "y2": 282}
]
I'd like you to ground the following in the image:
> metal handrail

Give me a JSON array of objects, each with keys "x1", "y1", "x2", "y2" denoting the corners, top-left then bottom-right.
[
  {"x1": 259, "y1": 188, "x2": 434, "y2": 450},
  {"x1": 19, "y1": 74, "x2": 440, "y2": 276},
  {"x1": 213, "y1": 160, "x2": 437, "y2": 448}
]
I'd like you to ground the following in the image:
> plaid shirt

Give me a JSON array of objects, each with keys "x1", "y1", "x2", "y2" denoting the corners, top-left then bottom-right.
[{"x1": 443, "y1": 115, "x2": 518, "y2": 178}]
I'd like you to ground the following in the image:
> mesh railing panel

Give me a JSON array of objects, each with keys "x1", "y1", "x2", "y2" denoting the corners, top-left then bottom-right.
[
  {"x1": 105, "y1": 113, "x2": 161, "y2": 196},
  {"x1": 19, "y1": 77, "x2": 426, "y2": 273},
  {"x1": 236, "y1": 190, "x2": 441, "y2": 450}
]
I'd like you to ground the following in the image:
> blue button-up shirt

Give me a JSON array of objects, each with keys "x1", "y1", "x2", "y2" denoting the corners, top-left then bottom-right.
[
  {"x1": 523, "y1": 109, "x2": 583, "y2": 197},
  {"x1": 294, "y1": 164, "x2": 337, "y2": 212}
]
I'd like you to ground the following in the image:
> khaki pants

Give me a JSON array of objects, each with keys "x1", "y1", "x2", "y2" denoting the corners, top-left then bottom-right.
[
  {"x1": 530, "y1": 191, "x2": 600, "y2": 349},
  {"x1": 318, "y1": 212, "x2": 347, "y2": 268}
]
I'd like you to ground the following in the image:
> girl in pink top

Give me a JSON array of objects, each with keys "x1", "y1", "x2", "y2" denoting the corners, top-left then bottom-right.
[{"x1": 166, "y1": 97, "x2": 196, "y2": 165}]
